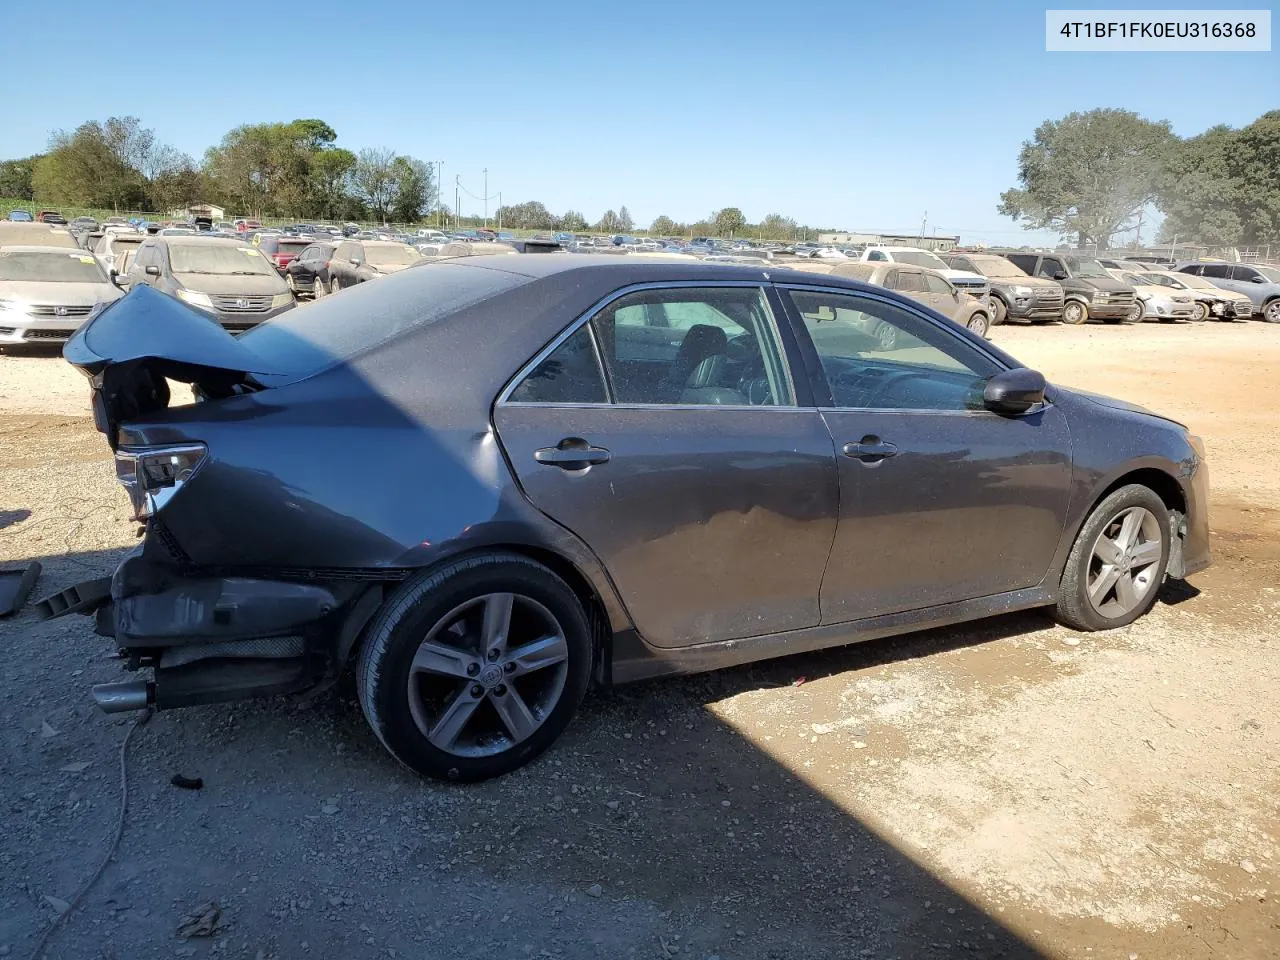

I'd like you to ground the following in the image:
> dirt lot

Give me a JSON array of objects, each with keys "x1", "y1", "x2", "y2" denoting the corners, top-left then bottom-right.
[{"x1": 1, "y1": 321, "x2": 1277, "y2": 960}]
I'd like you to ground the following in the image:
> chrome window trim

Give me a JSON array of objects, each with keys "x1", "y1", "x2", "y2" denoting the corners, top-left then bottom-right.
[{"x1": 496, "y1": 280, "x2": 794, "y2": 408}]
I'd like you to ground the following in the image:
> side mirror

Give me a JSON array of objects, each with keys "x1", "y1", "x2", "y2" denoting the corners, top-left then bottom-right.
[
  {"x1": 145, "y1": 265, "x2": 160, "y2": 277},
  {"x1": 984, "y1": 367, "x2": 1046, "y2": 415},
  {"x1": 108, "y1": 268, "x2": 122, "y2": 288},
  {"x1": 350, "y1": 257, "x2": 362, "y2": 267},
  {"x1": 1053, "y1": 271, "x2": 1069, "y2": 281},
  {"x1": 1251, "y1": 276, "x2": 1265, "y2": 284}
]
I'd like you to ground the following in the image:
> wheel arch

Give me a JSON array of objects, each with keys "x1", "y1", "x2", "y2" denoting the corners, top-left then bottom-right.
[{"x1": 335, "y1": 542, "x2": 619, "y2": 688}]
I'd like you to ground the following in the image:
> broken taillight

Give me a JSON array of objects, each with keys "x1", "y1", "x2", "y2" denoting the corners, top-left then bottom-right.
[{"x1": 114, "y1": 444, "x2": 207, "y2": 520}]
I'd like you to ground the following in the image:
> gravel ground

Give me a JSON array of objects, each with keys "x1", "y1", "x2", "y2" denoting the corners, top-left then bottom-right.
[{"x1": 1, "y1": 321, "x2": 1278, "y2": 960}]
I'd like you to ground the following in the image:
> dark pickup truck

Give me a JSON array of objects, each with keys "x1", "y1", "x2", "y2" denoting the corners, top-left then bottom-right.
[{"x1": 999, "y1": 252, "x2": 1140, "y2": 325}]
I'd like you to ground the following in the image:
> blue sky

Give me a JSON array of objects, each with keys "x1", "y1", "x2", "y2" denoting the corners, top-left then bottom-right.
[{"x1": 2, "y1": 1, "x2": 1276, "y2": 243}]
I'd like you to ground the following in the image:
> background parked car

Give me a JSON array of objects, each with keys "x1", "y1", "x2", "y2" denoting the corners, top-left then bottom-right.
[
  {"x1": 36, "y1": 211, "x2": 67, "y2": 225},
  {"x1": 124, "y1": 235, "x2": 294, "y2": 330},
  {"x1": 7, "y1": 210, "x2": 34, "y2": 222},
  {"x1": 1151, "y1": 269, "x2": 1253, "y2": 320},
  {"x1": 943, "y1": 253, "x2": 1064, "y2": 324},
  {"x1": 0, "y1": 223, "x2": 81, "y2": 250},
  {"x1": 791, "y1": 260, "x2": 993, "y2": 340},
  {"x1": 1106, "y1": 269, "x2": 1196, "y2": 322},
  {"x1": 256, "y1": 235, "x2": 313, "y2": 275},
  {"x1": 1175, "y1": 261, "x2": 1280, "y2": 323},
  {"x1": 93, "y1": 231, "x2": 145, "y2": 278},
  {"x1": 327, "y1": 240, "x2": 423, "y2": 292},
  {"x1": 0, "y1": 245, "x2": 121, "y2": 344},
  {"x1": 999, "y1": 252, "x2": 1139, "y2": 325},
  {"x1": 859, "y1": 246, "x2": 989, "y2": 298},
  {"x1": 283, "y1": 240, "x2": 336, "y2": 297}
]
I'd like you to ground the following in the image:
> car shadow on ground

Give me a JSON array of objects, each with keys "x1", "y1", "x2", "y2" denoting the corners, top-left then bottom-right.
[{"x1": 5, "y1": 542, "x2": 1050, "y2": 959}]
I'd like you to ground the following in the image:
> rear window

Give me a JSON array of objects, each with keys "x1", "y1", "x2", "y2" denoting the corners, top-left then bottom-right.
[
  {"x1": 278, "y1": 239, "x2": 310, "y2": 253},
  {"x1": 238, "y1": 261, "x2": 528, "y2": 379}
]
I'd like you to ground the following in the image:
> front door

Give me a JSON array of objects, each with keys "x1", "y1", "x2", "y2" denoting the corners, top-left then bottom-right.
[
  {"x1": 494, "y1": 284, "x2": 839, "y2": 649},
  {"x1": 779, "y1": 285, "x2": 1073, "y2": 623}
]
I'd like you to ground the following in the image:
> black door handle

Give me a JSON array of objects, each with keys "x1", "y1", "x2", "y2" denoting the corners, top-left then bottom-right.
[
  {"x1": 534, "y1": 438, "x2": 611, "y2": 470},
  {"x1": 843, "y1": 436, "x2": 898, "y2": 463}
]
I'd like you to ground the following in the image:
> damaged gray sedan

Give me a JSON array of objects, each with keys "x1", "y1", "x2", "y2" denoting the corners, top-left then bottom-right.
[{"x1": 44, "y1": 256, "x2": 1211, "y2": 781}]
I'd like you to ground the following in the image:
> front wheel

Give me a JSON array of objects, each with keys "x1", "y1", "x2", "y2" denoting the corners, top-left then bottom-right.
[
  {"x1": 286, "y1": 273, "x2": 297, "y2": 294},
  {"x1": 1062, "y1": 300, "x2": 1088, "y2": 325},
  {"x1": 312, "y1": 274, "x2": 325, "y2": 299},
  {"x1": 1122, "y1": 302, "x2": 1144, "y2": 324},
  {"x1": 330, "y1": 277, "x2": 342, "y2": 295},
  {"x1": 989, "y1": 297, "x2": 1007, "y2": 325},
  {"x1": 965, "y1": 311, "x2": 991, "y2": 339},
  {"x1": 1264, "y1": 299, "x2": 1280, "y2": 323},
  {"x1": 356, "y1": 553, "x2": 592, "y2": 782},
  {"x1": 1053, "y1": 484, "x2": 1171, "y2": 632},
  {"x1": 1189, "y1": 301, "x2": 1208, "y2": 322}
]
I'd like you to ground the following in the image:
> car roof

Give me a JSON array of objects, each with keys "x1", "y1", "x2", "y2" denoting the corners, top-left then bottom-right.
[
  {"x1": 0, "y1": 244, "x2": 101, "y2": 254},
  {"x1": 151, "y1": 235, "x2": 254, "y2": 246}
]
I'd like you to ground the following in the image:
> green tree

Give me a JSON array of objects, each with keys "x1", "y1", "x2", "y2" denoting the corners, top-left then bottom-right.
[
  {"x1": 389, "y1": 156, "x2": 432, "y2": 223},
  {"x1": 32, "y1": 122, "x2": 147, "y2": 209},
  {"x1": 203, "y1": 119, "x2": 335, "y2": 217},
  {"x1": 0, "y1": 156, "x2": 41, "y2": 199},
  {"x1": 597, "y1": 209, "x2": 622, "y2": 233},
  {"x1": 998, "y1": 109, "x2": 1175, "y2": 249},
  {"x1": 713, "y1": 207, "x2": 746, "y2": 237},
  {"x1": 350, "y1": 147, "x2": 398, "y2": 221},
  {"x1": 757, "y1": 212, "x2": 798, "y2": 240},
  {"x1": 557, "y1": 210, "x2": 588, "y2": 232},
  {"x1": 649, "y1": 214, "x2": 678, "y2": 235},
  {"x1": 309, "y1": 147, "x2": 357, "y2": 220},
  {"x1": 617, "y1": 205, "x2": 634, "y2": 232}
]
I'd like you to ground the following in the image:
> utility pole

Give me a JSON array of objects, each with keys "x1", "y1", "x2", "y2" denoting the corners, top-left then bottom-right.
[
  {"x1": 920, "y1": 210, "x2": 927, "y2": 242},
  {"x1": 496, "y1": 192, "x2": 503, "y2": 232},
  {"x1": 483, "y1": 168, "x2": 489, "y2": 229},
  {"x1": 1134, "y1": 207, "x2": 1144, "y2": 249},
  {"x1": 455, "y1": 176, "x2": 460, "y2": 231}
]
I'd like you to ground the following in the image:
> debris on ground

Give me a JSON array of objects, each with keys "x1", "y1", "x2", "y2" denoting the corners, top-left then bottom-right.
[
  {"x1": 170, "y1": 774, "x2": 204, "y2": 790},
  {"x1": 177, "y1": 901, "x2": 221, "y2": 939}
]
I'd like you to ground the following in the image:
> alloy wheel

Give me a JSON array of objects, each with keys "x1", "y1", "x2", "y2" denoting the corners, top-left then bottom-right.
[
  {"x1": 967, "y1": 312, "x2": 990, "y2": 337},
  {"x1": 1086, "y1": 506, "x2": 1163, "y2": 618},
  {"x1": 1062, "y1": 301, "x2": 1085, "y2": 325},
  {"x1": 874, "y1": 322, "x2": 898, "y2": 351},
  {"x1": 405, "y1": 592, "x2": 569, "y2": 758},
  {"x1": 286, "y1": 274, "x2": 297, "y2": 293},
  {"x1": 1190, "y1": 301, "x2": 1208, "y2": 322},
  {"x1": 312, "y1": 275, "x2": 325, "y2": 299},
  {"x1": 1265, "y1": 299, "x2": 1280, "y2": 323}
]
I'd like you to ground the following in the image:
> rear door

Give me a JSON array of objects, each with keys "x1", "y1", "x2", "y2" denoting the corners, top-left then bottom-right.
[
  {"x1": 493, "y1": 283, "x2": 840, "y2": 649},
  {"x1": 777, "y1": 284, "x2": 1073, "y2": 623}
]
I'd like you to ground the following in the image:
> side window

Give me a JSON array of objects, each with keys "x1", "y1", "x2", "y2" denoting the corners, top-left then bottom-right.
[
  {"x1": 592, "y1": 287, "x2": 793, "y2": 407},
  {"x1": 1037, "y1": 258, "x2": 1064, "y2": 279},
  {"x1": 867, "y1": 250, "x2": 887, "y2": 261},
  {"x1": 923, "y1": 273, "x2": 952, "y2": 295},
  {"x1": 895, "y1": 271, "x2": 927, "y2": 294},
  {"x1": 1232, "y1": 265, "x2": 1259, "y2": 281},
  {"x1": 1201, "y1": 263, "x2": 1229, "y2": 278},
  {"x1": 785, "y1": 288, "x2": 1001, "y2": 411},
  {"x1": 1006, "y1": 254, "x2": 1036, "y2": 274},
  {"x1": 507, "y1": 326, "x2": 607, "y2": 404}
]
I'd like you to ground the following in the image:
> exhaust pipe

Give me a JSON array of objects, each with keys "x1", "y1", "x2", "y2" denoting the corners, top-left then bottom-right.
[{"x1": 91, "y1": 680, "x2": 153, "y2": 713}]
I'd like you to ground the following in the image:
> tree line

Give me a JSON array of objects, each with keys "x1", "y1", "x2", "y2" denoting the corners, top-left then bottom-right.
[
  {"x1": 999, "y1": 108, "x2": 1280, "y2": 250},
  {"x1": 0, "y1": 117, "x2": 436, "y2": 224}
]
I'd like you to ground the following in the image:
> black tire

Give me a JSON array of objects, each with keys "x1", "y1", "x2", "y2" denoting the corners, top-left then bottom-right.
[
  {"x1": 1053, "y1": 484, "x2": 1171, "y2": 632},
  {"x1": 356, "y1": 553, "x2": 592, "y2": 782},
  {"x1": 312, "y1": 274, "x2": 325, "y2": 300},
  {"x1": 1062, "y1": 299, "x2": 1088, "y2": 325},
  {"x1": 1122, "y1": 302, "x2": 1144, "y2": 324},
  {"x1": 1264, "y1": 298, "x2": 1280, "y2": 324},
  {"x1": 965, "y1": 311, "x2": 991, "y2": 339},
  {"x1": 989, "y1": 296, "x2": 1007, "y2": 325}
]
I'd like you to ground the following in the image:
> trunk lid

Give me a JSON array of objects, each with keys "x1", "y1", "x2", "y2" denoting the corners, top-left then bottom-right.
[{"x1": 62, "y1": 285, "x2": 286, "y2": 446}]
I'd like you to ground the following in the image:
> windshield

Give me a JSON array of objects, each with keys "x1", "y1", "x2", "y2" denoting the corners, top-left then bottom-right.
[
  {"x1": 969, "y1": 257, "x2": 1028, "y2": 278},
  {"x1": 1066, "y1": 257, "x2": 1110, "y2": 278},
  {"x1": 890, "y1": 250, "x2": 948, "y2": 270},
  {"x1": 239, "y1": 262, "x2": 527, "y2": 379},
  {"x1": 365, "y1": 245, "x2": 422, "y2": 267},
  {"x1": 1141, "y1": 273, "x2": 1181, "y2": 288},
  {"x1": 1257, "y1": 266, "x2": 1280, "y2": 282},
  {"x1": 169, "y1": 243, "x2": 277, "y2": 276},
  {"x1": 0, "y1": 250, "x2": 107, "y2": 283}
]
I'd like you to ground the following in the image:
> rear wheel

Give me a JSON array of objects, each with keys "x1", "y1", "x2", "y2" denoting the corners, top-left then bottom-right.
[
  {"x1": 1054, "y1": 484, "x2": 1171, "y2": 632},
  {"x1": 286, "y1": 274, "x2": 297, "y2": 294},
  {"x1": 330, "y1": 277, "x2": 342, "y2": 295},
  {"x1": 1264, "y1": 299, "x2": 1280, "y2": 323},
  {"x1": 873, "y1": 321, "x2": 899, "y2": 351},
  {"x1": 1062, "y1": 300, "x2": 1088, "y2": 325},
  {"x1": 312, "y1": 274, "x2": 325, "y2": 300},
  {"x1": 356, "y1": 553, "x2": 592, "y2": 782}
]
